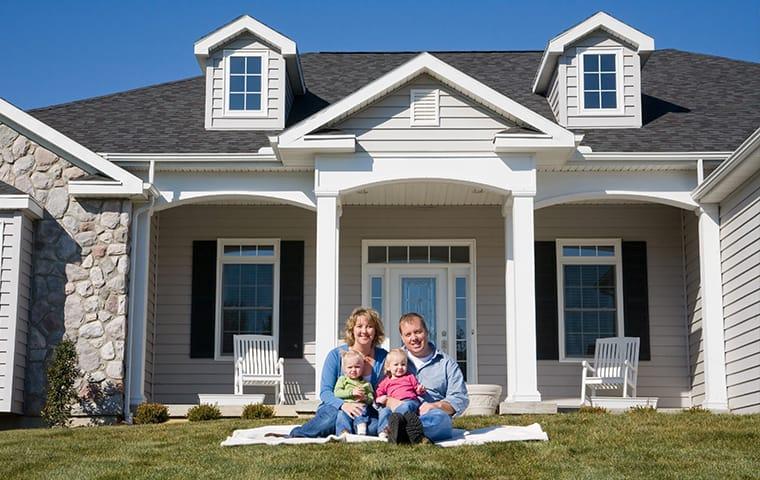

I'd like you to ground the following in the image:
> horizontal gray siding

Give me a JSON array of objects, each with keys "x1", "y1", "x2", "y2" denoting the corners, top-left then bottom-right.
[
  {"x1": 563, "y1": 33, "x2": 642, "y2": 128},
  {"x1": 334, "y1": 74, "x2": 515, "y2": 153},
  {"x1": 535, "y1": 204, "x2": 691, "y2": 408},
  {"x1": 720, "y1": 171, "x2": 760, "y2": 413},
  {"x1": 338, "y1": 206, "x2": 507, "y2": 393},
  {"x1": 206, "y1": 34, "x2": 285, "y2": 130},
  {"x1": 152, "y1": 205, "x2": 316, "y2": 404},
  {"x1": 683, "y1": 211, "x2": 704, "y2": 406}
]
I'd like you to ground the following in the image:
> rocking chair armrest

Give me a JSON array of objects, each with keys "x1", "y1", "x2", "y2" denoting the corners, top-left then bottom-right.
[
  {"x1": 277, "y1": 357, "x2": 285, "y2": 372},
  {"x1": 581, "y1": 360, "x2": 596, "y2": 374},
  {"x1": 623, "y1": 359, "x2": 637, "y2": 373}
]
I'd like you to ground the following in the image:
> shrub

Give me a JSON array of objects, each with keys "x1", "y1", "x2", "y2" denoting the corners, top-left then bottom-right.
[
  {"x1": 241, "y1": 403, "x2": 275, "y2": 420},
  {"x1": 134, "y1": 403, "x2": 170, "y2": 424},
  {"x1": 41, "y1": 338, "x2": 80, "y2": 427},
  {"x1": 628, "y1": 405, "x2": 657, "y2": 415},
  {"x1": 578, "y1": 405, "x2": 608, "y2": 414},
  {"x1": 187, "y1": 403, "x2": 221, "y2": 421}
]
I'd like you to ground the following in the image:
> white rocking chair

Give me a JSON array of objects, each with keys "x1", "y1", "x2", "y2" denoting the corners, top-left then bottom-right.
[
  {"x1": 580, "y1": 337, "x2": 640, "y2": 405},
  {"x1": 233, "y1": 334, "x2": 285, "y2": 404}
]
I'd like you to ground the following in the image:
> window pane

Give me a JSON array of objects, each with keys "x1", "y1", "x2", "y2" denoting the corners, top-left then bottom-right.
[
  {"x1": 409, "y1": 246, "x2": 428, "y2": 263},
  {"x1": 456, "y1": 277, "x2": 466, "y2": 298},
  {"x1": 240, "y1": 309, "x2": 257, "y2": 332},
  {"x1": 222, "y1": 286, "x2": 238, "y2": 307},
  {"x1": 246, "y1": 75, "x2": 262, "y2": 93},
  {"x1": 246, "y1": 94, "x2": 262, "y2": 110},
  {"x1": 566, "y1": 333, "x2": 583, "y2": 357},
  {"x1": 456, "y1": 299, "x2": 467, "y2": 319},
  {"x1": 580, "y1": 266, "x2": 598, "y2": 286},
  {"x1": 580, "y1": 245, "x2": 596, "y2": 257},
  {"x1": 388, "y1": 246, "x2": 407, "y2": 263},
  {"x1": 368, "y1": 246, "x2": 387, "y2": 263},
  {"x1": 257, "y1": 245, "x2": 274, "y2": 256},
  {"x1": 565, "y1": 311, "x2": 582, "y2": 333},
  {"x1": 450, "y1": 246, "x2": 469, "y2": 263},
  {"x1": 599, "y1": 312, "x2": 616, "y2": 335},
  {"x1": 599, "y1": 288, "x2": 616, "y2": 308},
  {"x1": 257, "y1": 264, "x2": 273, "y2": 284},
  {"x1": 601, "y1": 92, "x2": 617, "y2": 109},
  {"x1": 582, "y1": 335, "x2": 598, "y2": 356},
  {"x1": 224, "y1": 245, "x2": 241, "y2": 256},
  {"x1": 582, "y1": 287, "x2": 599, "y2": 308},
  {"x1": 600, "y1": 73, "x2": 616, "y2": 90},
  {"x1": 583, "y1": 54, "x2": 599, "y2": 72},
  {"x1": 563, "y1": 245, "x2": 580, "y2": 257},
  {"x1": 600, "y1": 54, "x2": 616, "y2": 72},
  {"x1": 229, "y1": 93, "x2": 244, "y2": 110},
  {"x1": 584, "y1": 73, "x2": 599, "y2": 90},
  {"x1": 223, "y1": 264, "x2": 241, "y2": 284},
  {"x1": 222, "y1": 333, "x2": 234, "y2": 355},
  {"x1": 223, "y1": 310, "x2": 239, "y2": 331},
  {"x1": 565, "y1": 287, "x2": 581, "y2": 308},
  {"x1": 429, "y1": 246, "x2": 449, "y2": 263},
  {"x1": 246, "y1": 56, "x2": 262, "y2": 74},
  {"x1": 256, "y1": 310, "x2": 273, "y2": 335},
  {"x1": 239, "y1": 285, "x2": 256, "y2": 307},
  {"x1": 371, "y1": 277, "x2": 382, "y2": 297},
  {"x1": 257, "y1": 285, "x2": 273, "y2": 307},
  {"x1": 565, "y1": 265, "x2": 581, "y2": 286},
  {"x1": 584, "y1": 92, "x2": 600, "y2": 109},
  {"x1": 598, "y1": 265, "x2": 615, "y2": 286},
  {"x1": 230, "y1": 57, "x2": 245, "y2": 74},
  {"x1": 582, "y1": 311, "x2": 598, "y2": 332},
  {"x1": 230, "y1": 75, "x2": 245, "y2": 92},
  {"x1": 241, "y1": 245, "x2": 258, "y2": 256},
  {"x1": 597, "y1": 246, "x2": 614, "y2": 257}
]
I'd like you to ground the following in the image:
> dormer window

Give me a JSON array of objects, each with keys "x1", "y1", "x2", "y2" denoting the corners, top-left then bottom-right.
[
  {"x1": 578, "y1": 48, "x2": 622, "y2": 114},
  {"x1": 225, "y1": 51, "x2": 268, "y2": 115}
]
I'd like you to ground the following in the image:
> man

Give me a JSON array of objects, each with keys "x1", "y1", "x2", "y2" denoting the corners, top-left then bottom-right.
[{"x1": 382, "y1": 312, "x2": 469, "y2": 444}]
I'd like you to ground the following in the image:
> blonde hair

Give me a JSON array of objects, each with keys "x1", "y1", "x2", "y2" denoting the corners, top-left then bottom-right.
[
  {"x1": 344, "y1": 307, "x2": 385, "y2": 347},
  {"x1": 383, "y1": 348, "x2": 408, "y2": 377},
  {"x1": 341, "y1": 349, "x2": 365, "y2": 372}
]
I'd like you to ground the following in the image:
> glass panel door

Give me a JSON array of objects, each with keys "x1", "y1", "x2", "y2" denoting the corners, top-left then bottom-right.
[
  {"x1": 389, "y1": 269, "x2": 448, "y2": 352},
  {"x1": 401, "y1": 277, "x2": 437, "y2": 342}
]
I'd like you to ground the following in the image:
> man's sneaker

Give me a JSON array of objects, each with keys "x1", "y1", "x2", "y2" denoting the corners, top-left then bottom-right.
[
  {"x1": 387, "y1": 412, "x2": 408, "y2": 444},
  {"x1": 403, "y1": 411, "x2": 426, "y2": 444}
]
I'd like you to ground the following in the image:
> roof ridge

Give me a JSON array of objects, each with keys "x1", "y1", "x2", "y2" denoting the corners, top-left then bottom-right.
[
  {"x1": 655, "y1": 48, "x2": 760, "y2": 65},
  {"x1": 27, "y1": 75, "x2": 203, "y2": 113},
  {"x1": 302, "y1": 50, "x2": 544, "y2": 55}
]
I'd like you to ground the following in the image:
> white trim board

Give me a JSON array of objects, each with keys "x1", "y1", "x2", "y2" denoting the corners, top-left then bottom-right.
[
  {"x1": 692, "y1": 127, "x2": 760, "y2": 203},
  {"x1": 0, "y1": 97, "x2": 144, "y2": 196}
]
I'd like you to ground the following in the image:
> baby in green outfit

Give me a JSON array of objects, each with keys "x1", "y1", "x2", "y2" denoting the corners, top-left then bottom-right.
[{"x1": 333, "y1": 349, "x2": 374, "y2": 435}]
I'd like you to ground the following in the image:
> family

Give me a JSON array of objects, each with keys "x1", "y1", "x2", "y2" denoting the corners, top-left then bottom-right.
[{"x1": 286, "y1": 307, "x2": 469, "y2": 444}]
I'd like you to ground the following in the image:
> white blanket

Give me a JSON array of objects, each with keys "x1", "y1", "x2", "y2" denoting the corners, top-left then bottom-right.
[{"x1": 220, "y1": 423, "x2": 548, "y2": 447}]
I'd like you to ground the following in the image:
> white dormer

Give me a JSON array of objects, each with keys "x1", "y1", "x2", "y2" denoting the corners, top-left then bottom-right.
[
  {"x1": 533, "y1": 12, "x2": 655, "y2": 129},
  {"x1": 194, "y1": 15, "x2": 305, "y2": 131}
]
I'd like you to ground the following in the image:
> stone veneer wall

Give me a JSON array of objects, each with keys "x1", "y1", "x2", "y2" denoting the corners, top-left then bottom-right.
[{"x1": 0, "y1": 123, "x2": 130, "y2": 416}]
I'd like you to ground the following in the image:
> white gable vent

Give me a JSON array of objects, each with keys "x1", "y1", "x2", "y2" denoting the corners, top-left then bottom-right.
[{"x1": 410, "y1": 88, "x2": 440, "y2": 126}]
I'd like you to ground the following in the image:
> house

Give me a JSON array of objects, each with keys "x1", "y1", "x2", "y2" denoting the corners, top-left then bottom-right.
[{"x1": 0, "y1": 11, "x2": 758, "y2": 419}]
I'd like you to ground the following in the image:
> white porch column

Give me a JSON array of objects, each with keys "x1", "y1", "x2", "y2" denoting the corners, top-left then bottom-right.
[
  {"x1": 504, "y1": 194, "x2": 541, "y2": 402},
  {"x1": 314, "y1": 193, "x2": 341, "y2": 393},
  {"x1": 125, "y1": 205, "x2": 153, "y2": 412},
  {"x1": 697, "y1": 204, "x2": 729, "y2": 411}
]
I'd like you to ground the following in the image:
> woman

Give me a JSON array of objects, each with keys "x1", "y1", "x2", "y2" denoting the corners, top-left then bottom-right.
[{"x1": 288, "y1": 306, "x2": 388, "y2": 437}]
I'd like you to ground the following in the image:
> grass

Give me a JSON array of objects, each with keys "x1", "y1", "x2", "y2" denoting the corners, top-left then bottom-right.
[{"x1": 1, "y1": 412, "x2": 758, "y2": 479}]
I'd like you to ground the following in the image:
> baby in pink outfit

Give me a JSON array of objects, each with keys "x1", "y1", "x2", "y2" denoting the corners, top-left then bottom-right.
[{"x1": 375, "y1": 348, "x2": 426, "y2": 437}]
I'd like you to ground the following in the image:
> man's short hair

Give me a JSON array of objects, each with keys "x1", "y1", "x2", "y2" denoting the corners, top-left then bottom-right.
[{"x1": 398, "y1": 312, "x2": 429, "y2": 334}]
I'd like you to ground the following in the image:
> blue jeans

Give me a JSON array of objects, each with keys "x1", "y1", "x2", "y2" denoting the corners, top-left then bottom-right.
[
  {"x1": 335, "y1": 407, "x2": 369, "y2": 435},
  {"x1": 288, "y1": 404, "x2": 339, "y2": 438},
  {"x1": 419, "y1": 408, "x2": 453, "y2": 442},
  {"x1": 377, "y1": 399, "x2": 421, "y2": 433}
]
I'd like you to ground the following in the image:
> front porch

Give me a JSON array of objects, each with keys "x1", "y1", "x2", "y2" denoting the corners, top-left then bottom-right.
[{"x1": 132, "y1": 185, "x2": 721, "y2": 412}]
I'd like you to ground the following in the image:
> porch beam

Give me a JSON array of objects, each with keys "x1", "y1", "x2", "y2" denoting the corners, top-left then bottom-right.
[
  {"x1": 504, "y1": 194, "x2": 542, "y2": 402},
  {"x1": 696, "y1": 204, "x2": 729, "y2": 411},
  {"x1": 314, "y1": 193, "x2": 341, "y2": 393}
]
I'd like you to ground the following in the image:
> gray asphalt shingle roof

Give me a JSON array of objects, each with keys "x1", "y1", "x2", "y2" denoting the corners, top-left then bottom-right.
[{"x1": 28, "y1": 49, "x2": 760, "y2": 153}]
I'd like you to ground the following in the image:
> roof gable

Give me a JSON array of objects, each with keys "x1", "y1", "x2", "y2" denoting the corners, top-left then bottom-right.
[
  {"x1": 0, "y1": 97, "x2": 143, "y2": 196},
  {"x1": 278, "y1": 52, "x2": 576, "y2": 150}
]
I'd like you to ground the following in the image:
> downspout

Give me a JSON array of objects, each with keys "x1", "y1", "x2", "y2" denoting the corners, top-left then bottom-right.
[{"x1": 123, "y1": 161, "x2": 157, "y2": 422}]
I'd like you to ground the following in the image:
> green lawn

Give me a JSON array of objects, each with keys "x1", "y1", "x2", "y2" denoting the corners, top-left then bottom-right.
[{"x1": 1, "y1": 411, "x2": 758, "y2": 479}]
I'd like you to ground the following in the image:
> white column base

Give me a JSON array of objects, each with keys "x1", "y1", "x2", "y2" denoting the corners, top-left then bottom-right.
[{"x1": 701, "y1": 401, "x2": 730, "y2": 413}]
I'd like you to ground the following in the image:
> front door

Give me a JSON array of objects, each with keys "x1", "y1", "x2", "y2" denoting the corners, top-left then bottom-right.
[{"x1": 389, "y1": 268, "x2": 448, "y2": 351}]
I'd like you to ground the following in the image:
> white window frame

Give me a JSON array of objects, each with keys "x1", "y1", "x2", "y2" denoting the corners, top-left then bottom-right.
[
  {"x1": 556, "y1": 238, "x2": 625, "y2": 362},
  {"x1": 215, "y1": 238, "x2": 280, "y2": 361},
  {"x1": 360, "y1": 239, "x2": 478, "y2": 382},
  {"x1": 223, "y1": 49, "x2": 269, "y2": 117},
  {"x1": 577, "y1": 47, "x2": 624, "y2": 116}
]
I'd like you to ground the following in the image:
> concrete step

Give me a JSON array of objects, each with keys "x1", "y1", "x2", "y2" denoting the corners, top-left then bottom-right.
[{"x1": 499, "y1": 401, "x2": 558, "y2": 415}]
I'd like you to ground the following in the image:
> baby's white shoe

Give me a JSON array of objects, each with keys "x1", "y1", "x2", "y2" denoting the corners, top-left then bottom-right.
[
  {"x1": 356, "y1": 423, "x2": 367, "y2": 435},
  {"x1": 378, "y1": 430, "x2": 388, "y2": 439}
]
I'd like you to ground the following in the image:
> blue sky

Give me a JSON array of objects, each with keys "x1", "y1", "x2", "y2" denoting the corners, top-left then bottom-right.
[{"x1": 1, "y1": 0, "x2": 758, "y2": 109}]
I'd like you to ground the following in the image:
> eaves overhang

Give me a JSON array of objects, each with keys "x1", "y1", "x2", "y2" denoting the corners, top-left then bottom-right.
[{"x1": 692, "y1": 127, "x2": 760, "y2": 203}]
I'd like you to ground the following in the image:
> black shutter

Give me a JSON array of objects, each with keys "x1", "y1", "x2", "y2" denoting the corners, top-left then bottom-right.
[
  {"x1": 622, "y1": 241, "x2": 651, "y2": 360},
  {"x1": 279, "y1": 241, "x2": 305, "y2": 358},
  {"x1": 190, "y1": 240, "x2": 217, "y2": 358},
  {"x1": 535, "y1": 241, "x2": 559, "y2": 360}
]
